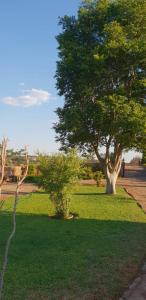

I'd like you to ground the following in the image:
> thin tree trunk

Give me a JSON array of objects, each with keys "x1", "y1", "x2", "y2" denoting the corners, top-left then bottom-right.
[
  {"x1": 0, "y1": 138, "x2": 8, "y2": 199},
  {"x1": 0, "y1": 190, "x2": 18, "y2": 300},
  {"x1": 0, "y1": 148, "x2": 29, "y2": 300}
]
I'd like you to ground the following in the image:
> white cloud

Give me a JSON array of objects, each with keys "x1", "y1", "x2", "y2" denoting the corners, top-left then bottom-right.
[{"x1": 2, "y1": 88, "x2": 53, "y2": 107}]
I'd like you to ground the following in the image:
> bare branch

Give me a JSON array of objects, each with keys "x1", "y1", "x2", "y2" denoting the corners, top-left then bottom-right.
[
  {"x1": 0, "y1": 138, "x2": 8, "y2": 196},
  {"x1": 92, "y1": 143, "x2": 103, "y2": 163},
  {"x1": 0, "y1": 147, "x2": 29, "y2": 299}
]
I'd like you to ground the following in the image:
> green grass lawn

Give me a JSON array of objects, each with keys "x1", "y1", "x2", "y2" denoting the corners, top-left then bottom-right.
[{"x1": 0, "y1": 186, "x2": 146, "y2": 300}]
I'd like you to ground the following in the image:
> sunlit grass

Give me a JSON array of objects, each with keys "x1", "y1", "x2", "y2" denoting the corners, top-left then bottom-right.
[{"x1": 0, "y1": 186, "x2": 146, "y2": 299}]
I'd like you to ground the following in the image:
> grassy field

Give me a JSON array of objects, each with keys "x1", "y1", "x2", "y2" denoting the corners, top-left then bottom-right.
[{"x1": 0, "y1": 186, "x2": 146, "y2": 300}]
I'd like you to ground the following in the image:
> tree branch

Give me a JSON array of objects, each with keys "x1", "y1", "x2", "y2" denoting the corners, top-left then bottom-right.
[
  {"x1": 0, "y1": 147, "x2": 29, "y2": 300},
  {"x1": 0, "y1": 138, "x2": 8, "y2": 196}
]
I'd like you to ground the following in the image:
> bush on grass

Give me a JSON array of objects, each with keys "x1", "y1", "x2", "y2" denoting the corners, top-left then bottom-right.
[
  {"x1": 38, "y1": 150, "x2": 81, "y2": 219},
  {"x1": 28, "y1": 164, "x2": 37, "y2": 176},
  {"x1": 80, "y1": 166, "x2": 95, "y2": 180},
  {"x1": 93, "y1": 171, "x2": 104, "y2": 187},
  {"x1": 25, "y1": 176, "x2": 40, "y2": 184}
]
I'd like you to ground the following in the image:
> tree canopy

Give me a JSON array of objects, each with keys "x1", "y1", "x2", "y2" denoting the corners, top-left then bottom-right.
[{"x1": 55, "y1": 0, "x2": 146, "y2": 193}]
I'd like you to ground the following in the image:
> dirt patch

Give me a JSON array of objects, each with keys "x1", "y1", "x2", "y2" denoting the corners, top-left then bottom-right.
[{"x1": 1, "y1": 183, "x2": 38, "y2": 197}]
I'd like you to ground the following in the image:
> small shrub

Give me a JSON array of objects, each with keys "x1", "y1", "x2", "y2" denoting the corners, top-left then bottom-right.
[
  {"x1": 80, "y1": 166, "x2": 94, "y2": 180},
  {"x1": 25, "y1": 176, "x2": 40, "y2": 184},
  {"x1": 93, "y1": 171, "x2": 104, "y2": 187},
  {"x1": 38, "y1": 150, "x2": 81, "y2": 219},
  {"x1": 28, "y1": 164, "x2": 37, "y2": 176}
]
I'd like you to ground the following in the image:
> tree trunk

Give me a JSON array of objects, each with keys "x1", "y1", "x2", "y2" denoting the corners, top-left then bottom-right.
[
  {"x1": 92, "y1": 143, "x2": 122, "y2": 195},
  {"x1": 106, "y1": 172, "x2": 117, "y2": 194},
  {"x1": 104, "y1": 157, "x2": 122, "y2": 195}
]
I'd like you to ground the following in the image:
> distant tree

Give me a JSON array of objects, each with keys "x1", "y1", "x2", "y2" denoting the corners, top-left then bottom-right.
[
  {"x1": 38, "y1": 151, "x2": 81, "y2": 219},
  {"x1": 7, "y1": 148, "x2": 27, "y2": 166},
  {"x1": 55, "y1": 0, "x2": 146, "y2": 194}
]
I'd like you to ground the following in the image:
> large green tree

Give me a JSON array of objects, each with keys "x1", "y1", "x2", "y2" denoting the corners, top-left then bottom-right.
[{"x1": 55, "y1": 0, "x2": 146, "y2": 194}]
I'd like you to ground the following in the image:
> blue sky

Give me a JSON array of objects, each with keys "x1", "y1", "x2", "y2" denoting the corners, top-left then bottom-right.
[
  {"x1": 0, "y1": 0, "x2": 140, "y2": 161},
  {"x1": 0, "y1": 0, "x2": 80, "y2": 153}
]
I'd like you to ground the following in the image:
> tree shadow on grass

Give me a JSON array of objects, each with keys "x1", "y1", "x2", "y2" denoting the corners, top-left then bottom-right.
[{"x1": 0, "y1": 211, "x2": 146, "y2": 300}]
